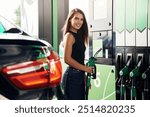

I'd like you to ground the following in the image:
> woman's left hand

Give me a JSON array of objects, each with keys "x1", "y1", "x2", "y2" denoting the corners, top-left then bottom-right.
[{"x1": 85, "y1": 66, "x2": 93, "y2": 73}]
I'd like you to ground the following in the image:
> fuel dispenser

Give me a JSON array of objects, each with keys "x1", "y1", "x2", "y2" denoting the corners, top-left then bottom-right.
[
  {"x1": 115, "y1": 0, "x2": 150, "y2": 100},
  {"x1": 87, "y1": 0, "x2": 115, "y2": 100}
]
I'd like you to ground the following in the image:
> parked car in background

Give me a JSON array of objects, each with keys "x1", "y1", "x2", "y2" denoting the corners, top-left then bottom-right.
[{"x1": 0, "y1": 15, "x2": 63, "y2": 100}]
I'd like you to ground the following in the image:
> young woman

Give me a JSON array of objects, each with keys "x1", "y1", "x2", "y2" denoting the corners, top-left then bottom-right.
[{"x1": 62, "y1": 8, "x2": 93, "y2": 100}]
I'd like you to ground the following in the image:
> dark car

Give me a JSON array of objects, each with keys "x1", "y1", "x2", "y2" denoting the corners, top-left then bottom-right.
[{"x1": 0, "y1": 15, "x2": 63, "y2": 100}]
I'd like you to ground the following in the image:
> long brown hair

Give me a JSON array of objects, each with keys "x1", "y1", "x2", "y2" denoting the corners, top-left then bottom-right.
[{"x1": 62, "y1": 8, "x2": 89, "y2": 45}]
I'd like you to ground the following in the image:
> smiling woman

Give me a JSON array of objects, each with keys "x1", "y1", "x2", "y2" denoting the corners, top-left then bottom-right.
[{"x1": 61, "y1": 8, "x2": 93, "y2": 100}]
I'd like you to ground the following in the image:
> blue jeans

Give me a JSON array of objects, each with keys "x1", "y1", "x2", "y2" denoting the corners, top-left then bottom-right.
[{"x1": 62, "y1": 67, "x2": 85, "y2": 100}]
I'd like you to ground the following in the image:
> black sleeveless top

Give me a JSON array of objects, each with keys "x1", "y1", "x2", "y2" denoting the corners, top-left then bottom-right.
[{"x1": 69, "y1": 31, "x2": 86, "y2": 65}]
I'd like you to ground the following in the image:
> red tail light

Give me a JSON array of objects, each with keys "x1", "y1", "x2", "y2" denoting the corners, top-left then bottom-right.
[
  {"x1": 1, "y1": 50, "x2": 62, "y2": 90},
  {"x1": 49, "y1": 50, "x2": 62, "y2": 86},
  {"x1": 1, "y1": 59, "x2": 50, "y2": 90}
]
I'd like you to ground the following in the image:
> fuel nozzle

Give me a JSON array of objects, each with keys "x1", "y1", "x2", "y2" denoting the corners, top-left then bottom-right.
[
  {"x1": 129, "y1": 55, "x2": 143, "y2": 100},
  {"x1": 129, "y1": 56, "x2": 143, "y2": 78},
  {"x1": 119, "y1": 56, "x2": 132, "y2": 77},
  {"x1": 141, "y1": 67, "x2": 150, "y2": 100},
  {"x1": 119, "y1": 56, "x2": 132, "y2": 100},
  {"x1": 142, "y1": 67, "x2": 150, "y2": 80},
  {"x1": 86, "y1": 48, "x2": 102, "y2": 79},
  {"x1": 86, "y1": 57, "x2": 97, "y2": 79},
  {"x1": 85, "y1": 48, "x2": 102, "y2": 100},
  {"x1": 86, "y1": 57, "x2": 96, "y2": 67}
]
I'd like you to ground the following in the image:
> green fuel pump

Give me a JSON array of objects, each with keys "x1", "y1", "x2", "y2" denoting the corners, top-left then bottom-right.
[
  {"x1": 119, "y1": 57, "x2": 132, "y2": 100},
  {"x1": 85, "y1": 48, "x2": 102, "y2": 100},
  {"x1": 129, "y1": 58, "x2": 142, "y2": 100}
]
